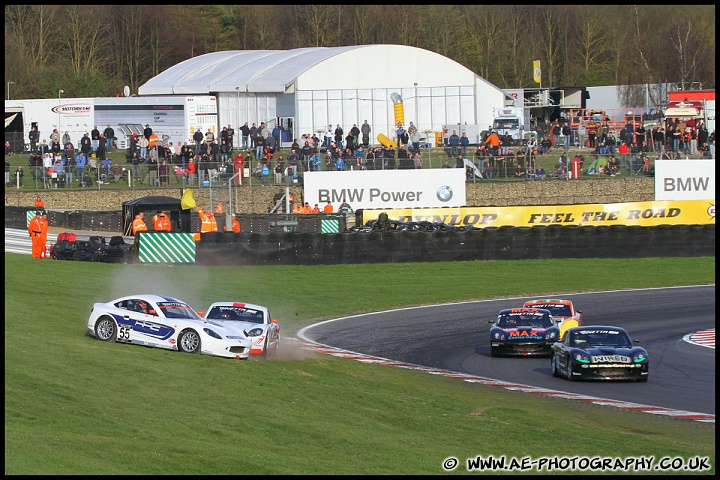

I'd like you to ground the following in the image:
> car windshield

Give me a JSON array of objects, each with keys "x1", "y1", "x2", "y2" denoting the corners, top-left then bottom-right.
[
  {"x1": 493, "y1": 119, "x2": 519, "y2": 130},
  {"x1": 206, "y1": 306, "x2": 264, "y2": 324},
  {"x1": 571, "y1": 329, "x2": 632, "y2": 348},
  {"x1": 528, "y1": 303, "x2": 572, "y2": 317},
  {"x1": 157, "y1": 302, "x2": 201, "y2": 320},
  {"x1": 497, "y1": 311, "x2": 552, "y2": 328}
]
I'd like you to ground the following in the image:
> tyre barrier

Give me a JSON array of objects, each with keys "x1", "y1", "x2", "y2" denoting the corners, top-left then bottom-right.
[{"x1": 190, "y1": 223, "x2": 714, "y2": 265}]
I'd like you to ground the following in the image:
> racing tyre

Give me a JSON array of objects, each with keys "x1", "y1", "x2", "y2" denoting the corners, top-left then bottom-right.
[
  {"x1": 178, "y1": 330, "x2": 201, "y2": 354},
  {"x1": 490, "y1": 346, "x2": 499, "y2": 357},
  {"x1": 95, "y1": 316, "x2": 117, "y2": 342},
  {"x1": 637, "y1": 375, "x2": 648, "y2": 383},
  {"x1": 566, "y1": 358, "x2": 576, "y2": 381},
  {"x1": 551, "y1": 354, "x2": 561, "y2": 377}
]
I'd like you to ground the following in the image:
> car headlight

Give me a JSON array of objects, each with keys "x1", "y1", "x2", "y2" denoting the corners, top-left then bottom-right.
[
  {"x1": 633, "y1": 352, "x2": 647, "y2": 363},
  {"x1": 245, "y1": 327, "x2": 264, "y2": 337},
  {"x1": 545, "y1": 331, "x2": 558, "y2": 340},
  {"x1": 493, "y1": 331, "x2": 506, "y2": 341},
  {"x1": 203, "y1": 328, "x2": 222, "y2": 339},
  {"x1": 573, "y1": 351, "x2": 591, "y2": 363}
]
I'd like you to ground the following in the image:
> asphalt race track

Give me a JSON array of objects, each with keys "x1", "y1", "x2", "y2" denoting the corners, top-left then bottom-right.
[{"x1": 300, "y1": 285, "x2": 715, "y2": 416}]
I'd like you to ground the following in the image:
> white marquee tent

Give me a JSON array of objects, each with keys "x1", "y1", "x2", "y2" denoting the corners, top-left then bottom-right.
[{"x1": 139, "y1": 44, "x2": 508, "y2": 147}]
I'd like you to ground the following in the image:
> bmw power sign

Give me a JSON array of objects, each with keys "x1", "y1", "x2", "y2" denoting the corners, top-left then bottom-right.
[{"x1": 304, "y1": 169, "x2": 467, "y2": 209}]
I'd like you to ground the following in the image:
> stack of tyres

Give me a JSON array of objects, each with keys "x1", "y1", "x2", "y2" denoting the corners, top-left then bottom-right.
[
  {"x1": 102, "y1": 236, "x2": 133, "y2": 263},
  {"x1": 52, "y1": 240, "x2": 77, "y2": 260},
  {"x1": 74, "y1": 240, "x2": 105, "y2": 262}
]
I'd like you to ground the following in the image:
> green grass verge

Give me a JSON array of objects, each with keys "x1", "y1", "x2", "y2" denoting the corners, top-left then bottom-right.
[{"x1": 4, "y1": 254, "x2": 715, "y2": 474}]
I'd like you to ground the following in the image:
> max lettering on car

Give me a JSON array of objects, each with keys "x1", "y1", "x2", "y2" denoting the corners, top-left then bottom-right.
[{"x1": 509, "y1": 330, "x2": 541, "y2": 338}]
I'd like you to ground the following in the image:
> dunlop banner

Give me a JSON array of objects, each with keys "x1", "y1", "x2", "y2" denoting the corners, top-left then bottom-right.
[{"x1": 362, "y1": 200, "x2": 715, "y2": 228}]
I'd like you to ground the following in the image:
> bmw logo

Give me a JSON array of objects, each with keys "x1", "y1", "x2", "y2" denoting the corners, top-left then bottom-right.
[{"x1": 436, "y1": 185, "x2": 453, "y2": 202}]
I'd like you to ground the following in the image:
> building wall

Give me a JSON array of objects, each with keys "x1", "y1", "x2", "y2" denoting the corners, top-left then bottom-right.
[{"x1": 214, "y1": 46, "x2": 505, "y2": 149}]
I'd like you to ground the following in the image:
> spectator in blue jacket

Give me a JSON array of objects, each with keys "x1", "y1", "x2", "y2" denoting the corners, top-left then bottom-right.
[
  {"x1": 460, "y1": 132, "x2": 470, "y2": 156},
  {"x1": 272, "y1": 124, "x2": 281, "y2": 150},
  {"x1": 74, "y1": 152, "x2": 86, "y2": 183},
  {"x1": 449, "y1": 130, "x2": 460, "y2": 158}
]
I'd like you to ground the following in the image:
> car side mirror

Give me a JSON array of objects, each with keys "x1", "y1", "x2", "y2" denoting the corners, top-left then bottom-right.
[
  {"x1": 271, "y1": 319, "x2": 278, "y2": 324},
  {"x1": 488, "y1": 319, "x2": 494, "y2": 324},
  {"x1": 148, "y1": 309, "x2": 157, "y2": 316},
  {"x1": 577, "y1": 310, "x2": 582, "y2": 314},
  {"x1": 196, "y1": 311, "x2": 205, "y2": 317}
]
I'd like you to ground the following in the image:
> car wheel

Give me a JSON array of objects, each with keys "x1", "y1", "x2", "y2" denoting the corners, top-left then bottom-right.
[
  {"x1": 270, "y1": 334, "x2": 280, "y2": 356},
  {"x1": 490, "y1": 346, "x2": 498, "y2": 357},
  {"x1": 551, "y1": 354, "x2": 561, "y2": 377},
  {"x1": 637, "y1": 376, "x2": 648, "y2": 383},
  {"x1": 178, "y1": 330, "x2": 201, "y2": 354},
  {"x1": 261, "y1": 337, "x2": 270, "y2": 358},
  {"x1": 566, "y1": 357, "x2": 575, "y2": 381},
  {"x1": 95, "y1": 316, "x2": 117, "y2": 342}
]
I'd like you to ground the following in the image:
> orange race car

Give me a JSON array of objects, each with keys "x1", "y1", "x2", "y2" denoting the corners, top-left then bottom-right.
[{"x1": 523, "y1": 299, "x2": 583, "y2": 337}]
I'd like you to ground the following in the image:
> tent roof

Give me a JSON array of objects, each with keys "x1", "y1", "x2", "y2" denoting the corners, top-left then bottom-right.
[
  {"x1": 138, "y1": 45, "x2": 488, "y2": 95},
  {"x1": 122, "y1": 196, "x2": 181, "y2": 207},
  {"x1": 140, "y1": 46, "x2": 365, "y2": 95}
]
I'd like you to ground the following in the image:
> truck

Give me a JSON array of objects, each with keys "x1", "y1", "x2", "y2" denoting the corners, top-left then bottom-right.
[
  {"x1": 4, "y1": 95, "x2": 217, "y2": 154},
  {"x1": 491, "y1": 106, "x2": 524, "y2": 146}
]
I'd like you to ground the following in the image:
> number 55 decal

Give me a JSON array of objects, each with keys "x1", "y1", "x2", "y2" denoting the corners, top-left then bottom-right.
[{"x1": 118, "y1": 325, "x2": 132, "y2": 341}]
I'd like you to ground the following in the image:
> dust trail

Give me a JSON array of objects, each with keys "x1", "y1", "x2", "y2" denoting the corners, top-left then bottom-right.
[{"x1": 106, "y1": 264, "x2": 210, "y2": 310}]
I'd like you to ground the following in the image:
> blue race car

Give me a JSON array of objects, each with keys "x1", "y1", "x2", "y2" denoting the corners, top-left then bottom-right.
[
  {"x1": 551, "y1": 326, "x2": 649, "y2": 382},
  {"x1": 489, "y1": 308, "x2": 560, "y2": 357}
]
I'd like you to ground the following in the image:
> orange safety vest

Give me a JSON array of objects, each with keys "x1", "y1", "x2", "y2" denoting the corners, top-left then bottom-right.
[
  {"x1": 323, "y1": 204, "x2": 334, "y2": 214},
  {"x1": 199, "y1": 211, "x2": 218, "y2": 232},
  {"x1": 28, "y1": 216, "x2": 43, "y2": 238},
  {"x1": 215, "y1": 202, "x2": 224, "y2": 214},
  {"x1": 35, "y1": 199, "x2": 44, "y2": 208},
  {"x1": 132, "y1": 216, "x2": 148, "y2": 235},
  {"x1": 224, "y1": 218, "x2": 240, "y2": 232},
  {"x1": 149, "y1": 134, "x2": 159, "y2": 147},
  {"x1": 153, "y1": 213, "x2": 171, "y2": 231}
]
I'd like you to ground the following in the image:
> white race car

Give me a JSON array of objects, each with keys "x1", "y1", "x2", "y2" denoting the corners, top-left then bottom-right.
[
  {"x1": 86, "y1": 294, "x2": 252, "y2": 359},
  {"x1": 199, "y1": 302, "x2": 280, "y2": 356}
]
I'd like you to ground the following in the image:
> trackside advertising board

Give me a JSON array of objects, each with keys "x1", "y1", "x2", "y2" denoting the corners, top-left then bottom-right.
[
  {"x1": 654, "y1": 160, "x2": 715, "y2": 201},
  {"x1": 303, "y1": 169, "x2": 467, "y2": 209},
  {"x1": 362, "y1": 200, "x2": 715, "y2": 228}
]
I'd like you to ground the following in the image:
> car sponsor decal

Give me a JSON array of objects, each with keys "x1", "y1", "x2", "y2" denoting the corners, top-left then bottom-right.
[
  {"x1": 578, "y1": 329, "x2": 620, "y2": 335},
  {"x1": 588, "y1": 363, "x2": 641, "y2": 368},
  {"x1": 132, "y1": 319, "x2": 175, "y2": 340},
  {"x1": 591, "y1": 355, "x2": 631, "y2": 363},
  {"x1": 508, "y1": 329, "x2": 542, "y2": 339}
]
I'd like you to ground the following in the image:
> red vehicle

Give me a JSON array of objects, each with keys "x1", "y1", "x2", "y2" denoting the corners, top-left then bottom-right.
[{"x1": 523, "y1": 299, "x2": 582, "y2": 337}]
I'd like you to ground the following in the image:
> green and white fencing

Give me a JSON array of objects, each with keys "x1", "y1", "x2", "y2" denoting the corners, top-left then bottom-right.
[{"x1": 137, "y1": 232, "x2": 196, "y2": 263}]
